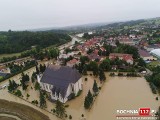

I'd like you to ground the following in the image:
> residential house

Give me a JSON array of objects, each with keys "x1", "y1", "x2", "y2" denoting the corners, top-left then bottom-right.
[
  {"x1": 119, "y1": 39, "x2": 135, "y2": 46},
  {"x1": 109, "y1": 53, "x2": 134, "y2": 64},
  {"x1": 88, "y1": 53, "x2": 105, "y2": 62},
  {"x1": 144, "y1": 45, "x2": 159, "y2": 52},
  {"x1": 0, "y1": 66, "x2": 10, "y2": 73},
  {"x1": 67, "y1": 59, "x2": 79, "y2": 67}
]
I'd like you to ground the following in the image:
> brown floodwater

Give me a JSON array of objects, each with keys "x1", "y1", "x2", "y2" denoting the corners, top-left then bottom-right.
[
  {"x1": 0, "y1": 71, "x2": 158, "y2": 120},
  {"x1": 0, "y1": 36, "x2": 158, "y2": 120},
  {"x1": 65, "y1": 73, "x2": 159, "y2": 120}
]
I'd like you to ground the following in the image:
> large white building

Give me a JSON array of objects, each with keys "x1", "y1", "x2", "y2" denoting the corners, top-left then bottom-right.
[
  {"x1": 150, "y1": 49, "x2": 160, "y2": 59},
  {"x1": 37, "y1": 64, "x2": 82, "y2": 103}
]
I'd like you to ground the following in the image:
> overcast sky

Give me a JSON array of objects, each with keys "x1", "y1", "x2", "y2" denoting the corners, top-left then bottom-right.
[{"x1": 0, "y1": 0, "x2": 160, "y2": 31}]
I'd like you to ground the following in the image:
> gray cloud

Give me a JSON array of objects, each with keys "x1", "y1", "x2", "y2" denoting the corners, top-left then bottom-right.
[{"x1": 0, "y1": 0, "x2": 160, "y2": 31}]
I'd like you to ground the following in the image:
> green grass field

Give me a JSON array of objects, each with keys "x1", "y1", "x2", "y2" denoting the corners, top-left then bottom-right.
[
  {"x1": 0, "y1": 53, "x2": 21, "y2": 60},
  {"x1": 147, "y1": 61, "x2": 160, "y2": 66},
  {"x1": 147, "y1": 61, "x2": 160, "y2": 70}
]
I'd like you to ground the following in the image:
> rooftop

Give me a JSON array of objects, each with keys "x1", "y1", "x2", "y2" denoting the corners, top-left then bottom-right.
[
  {"x1": 139, "y1": 49, "x2": 151, "y2": 57},
  {"x1": 41, "y1": 65, "x2": 81, "y2": 98}
]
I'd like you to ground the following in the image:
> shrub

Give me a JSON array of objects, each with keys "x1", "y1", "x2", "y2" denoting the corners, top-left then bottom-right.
[
  {"x1": 68, "y1": 93, "x2": 75, "y2": 100},
  {"x1": 14, "y1": 90, "x2": 22, "y2": 97},
  {"x1": 118, "y1": 73, "x2": 123, "y2": 76},
  {"x1": 81, "y1": 114, "x2": 84, "y2": 117},
  {"x1": 76, "y1": 90, "x2": 82, "y2": 97},
  {"x1": 26, "y1": 93, "x2": 30, "y2": 98},
  {"x1": 149, "y1": 82, "x2": 157, "y2": 94},
  {"x1": 65, "y1": 104, "x2": 69, "y2": 108},
  {"x1": 109, "y1": 73, "x2": 115, "y2": 76},
  {"x1": 69, "y1": 115, "x2": 72, "y2": 119}
]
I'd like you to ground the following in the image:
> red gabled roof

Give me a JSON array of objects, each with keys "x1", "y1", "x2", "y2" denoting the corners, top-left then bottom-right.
[{"x1": 109, "y1": 53, "x2": 133, "y2": 61}]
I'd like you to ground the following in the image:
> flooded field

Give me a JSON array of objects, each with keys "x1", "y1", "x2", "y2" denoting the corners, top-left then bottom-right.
[
  {"x1": 65, "y1": 73, "x2": 159, "y2": 120},
  {"x1": 0, "y1": 72, "x2": 158, "y2": 120}
]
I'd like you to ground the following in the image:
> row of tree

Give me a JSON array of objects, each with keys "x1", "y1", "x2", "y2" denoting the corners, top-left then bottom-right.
[
  {"x1": 36, "y1": 64, "x2": 46, "y2": 74},
  {"x1": 84, "y1": 90, "x2": 93, "y2": 109},
  {"x1": 0, "y1": 31, "x2": 71, "y2": 54}
]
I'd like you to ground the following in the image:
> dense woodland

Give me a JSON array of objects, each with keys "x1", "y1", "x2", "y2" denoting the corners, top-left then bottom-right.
[{"x1": 0, "y1": 31, "x2": 71, "y2": 54}]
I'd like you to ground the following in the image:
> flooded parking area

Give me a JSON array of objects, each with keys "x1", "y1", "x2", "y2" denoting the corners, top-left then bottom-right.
[{"x1": 0, "y1": 72, "x2": 158, "y2": 120}]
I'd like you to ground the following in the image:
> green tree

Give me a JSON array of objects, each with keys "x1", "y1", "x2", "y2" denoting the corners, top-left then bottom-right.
[
  {"x1": 99, "y1": 69, "x2": 106, "y2": 82},
  {"x1": 83, "y1": 33, "x2": 92, "y2": 39},
  {"x1": 35, "y1": 82, "x2": 41, "y2": 91},
  {"x1": 31, "y1": 72, "x2": 36, "y2": 83},
  {"x1": 115, "y1": 40, "x2": 120, "y2": 46},
  {"x1": 89, "y1": 61, "x2": 99, "y2": 76},
  {"x1": 80, "y1": 56, "x2": 89, "y2": 64},
  {"x1": 69, "y1": 115, "x2": 72, "y2": 119},
  {"x1": 8, "y1": 80, "x2": 18, "y2": 92},
  {"x1": 84, "y1": 96, "x2": 90, "y2": 109},
  {"x1": 82, "y1": 64, "x2": 87, "y2": 75},
  {"x1": 55, "y1": 100, "x2": 66, "y2": 118},
  {"x1": 36, "y1": 65, "x2": 40, "y2": 74},
  {"x1": 15, "y1": 90, "x2": 22, "y2": 97},
  {"x1": 84, "y1": 90, "x2": 93, "y2": 109},
  {"x1": 137, "y1": 58, "x2": 146, "y2": 67},
  {"x1": 99, "y1": 59, "x2": 111, "y2": 71},
  {"x1": 40, "y1": 64, "x2": 43, "y2": 73},
  {"x1": 39, "y1": 91, "x2": 46, "y2": 108},
  {"x1": 93, "y1": 80, "x2": 98, "y2": 93},
  {"x1": 50, "y1": 48, "x2": 59, "y2": 59},
  {"x1": 21, "y1": 73, "x2": 29, "y2": 90}
]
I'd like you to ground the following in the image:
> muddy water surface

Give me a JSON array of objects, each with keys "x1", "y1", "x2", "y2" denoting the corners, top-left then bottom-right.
[
  {"x1": 0, "y1": 71, "x2": 158, "y2": 120},
  {"x1": 66, "y1": 73, "x2": 158, "y2": 120}
]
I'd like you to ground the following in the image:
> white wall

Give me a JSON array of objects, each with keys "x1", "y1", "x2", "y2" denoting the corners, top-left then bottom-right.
[{"x1": 41, "y1": 78, "x2": 82, "y2": 103}]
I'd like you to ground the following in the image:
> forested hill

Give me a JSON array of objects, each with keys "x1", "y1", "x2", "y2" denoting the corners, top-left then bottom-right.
[{"x1": 0, "y1": 31, "x2": 71, "y2": 54}]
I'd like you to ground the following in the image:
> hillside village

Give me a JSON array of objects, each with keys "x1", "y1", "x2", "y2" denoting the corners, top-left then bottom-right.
[{"x1": 0, "y1": 18, "x2": 160, "y2": 120}]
